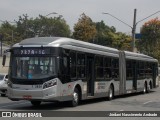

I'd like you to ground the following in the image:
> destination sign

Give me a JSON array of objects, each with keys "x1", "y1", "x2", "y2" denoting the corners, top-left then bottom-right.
[{"x1": 13, "y1": 48, "x2": 51, "y2": 55}]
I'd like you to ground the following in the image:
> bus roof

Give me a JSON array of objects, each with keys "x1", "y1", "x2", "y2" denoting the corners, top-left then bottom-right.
[
  {"x1": 14, "y1": 37, "x2": 119, "y2": 55},
  {"x1": 12, "y1": 37, "x2": 158, "y2": 62},
  {"x1": 124, "y1": 51, "x2": 158, "y2": 62}
]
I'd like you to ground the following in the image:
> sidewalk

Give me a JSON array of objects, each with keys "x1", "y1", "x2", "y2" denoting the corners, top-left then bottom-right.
[{"x1": 0, "y1": 57, "x2": 9, "y2": 73}]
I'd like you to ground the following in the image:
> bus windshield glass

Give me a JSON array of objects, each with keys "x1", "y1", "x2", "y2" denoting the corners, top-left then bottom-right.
[{"x1": 11, "y1": 57, "x2": 56, "y2": 79}]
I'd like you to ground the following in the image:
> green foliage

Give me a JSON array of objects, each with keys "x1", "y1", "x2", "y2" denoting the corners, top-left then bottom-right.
[
  {"x1": 0, "y1": 13, "x2": 131, "y2": 51},
  {"x1": 137, "y1": 18, "x2": 160, "y2": 61},
  {"x1": 73, "y1": 13, "x2": 97, "y2": 42},
  {"x1": 16, "y1": 14, "x2": 71, "y2": 38},
  {"x1": 115, "y1": 32, "x2": 132, "y2": 50},
  {"x1": 94, "y1": 21, "x2": 112, "y2": 46},
  {"x1": 0, "y1": 14, "x2": 71, "y2": 44},
  {"x1": 94, "y1": 20, "x2": 131, "y2": 50},
  {"x1": 0, "y1": 21, "x2": 18, "y2": 45}
]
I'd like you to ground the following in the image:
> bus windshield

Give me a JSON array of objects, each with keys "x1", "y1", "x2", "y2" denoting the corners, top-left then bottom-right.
[{"x1": 11, "y1": 57, "x2": 56, "y2": 79}]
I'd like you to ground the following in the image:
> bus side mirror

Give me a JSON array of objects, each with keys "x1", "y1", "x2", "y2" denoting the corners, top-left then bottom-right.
[{"x1": 2, "y1": 55, "x2": 6, "y2": 67}]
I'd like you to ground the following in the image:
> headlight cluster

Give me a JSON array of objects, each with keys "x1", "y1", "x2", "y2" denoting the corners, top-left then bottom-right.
[{"x1": 43, "y1": 80, "x2": 57, "y2": 89}]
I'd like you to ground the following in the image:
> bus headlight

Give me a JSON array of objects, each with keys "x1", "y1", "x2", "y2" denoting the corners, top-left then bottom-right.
[{"x1": 43, "y1": 80, "x2": 57, "y2": 89}]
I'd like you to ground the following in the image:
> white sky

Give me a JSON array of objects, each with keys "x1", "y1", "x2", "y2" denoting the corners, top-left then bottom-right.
[{"x1": 0, "y1": 0, "x2": 160, "y2": 34}]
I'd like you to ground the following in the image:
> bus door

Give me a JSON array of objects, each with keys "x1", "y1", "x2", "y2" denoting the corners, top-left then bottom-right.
[
  {"x1": 133, "y1": 61, "x2": 137, "y2": 90},
  {"x1": 86, "y1": 55, "x2": 95, "y2": 96},
  {"x1": 152, "y1": 63, "x2": 158, "y2": 88}
]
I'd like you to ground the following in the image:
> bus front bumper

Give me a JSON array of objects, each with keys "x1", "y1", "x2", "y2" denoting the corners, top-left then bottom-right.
[{"x1": 7, "y1": 86, "x2": 72, "y2": 102}]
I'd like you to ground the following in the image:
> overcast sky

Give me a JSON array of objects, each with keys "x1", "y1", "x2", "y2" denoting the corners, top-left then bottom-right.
[{"x1": 0, "y1": 0, "x2": 160, "y2": 34}]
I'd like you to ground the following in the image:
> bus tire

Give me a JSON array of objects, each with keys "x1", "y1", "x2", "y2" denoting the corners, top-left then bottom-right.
[
  {"x1": 70, "y1": 88, "x2": 79, "y2": 107},
  {"x1": 30, "y1": 101, "x2": 41, "y2": 106},
  {"x1": 108, "y1": 85, "x2": 114, "y2": 100},
  {"x1": 143, "y1": 82, "x2": 147, "y2": 94}
]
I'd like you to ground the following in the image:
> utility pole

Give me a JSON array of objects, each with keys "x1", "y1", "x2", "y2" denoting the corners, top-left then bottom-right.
[
  {"x1": 11, "y1": 30, "x2": 13, "y2": 47},
  {"x1": 132, "y1": 9, "x2": 137, "y2": 52},
  {"x1": 103, "y1": 9, "x2": 160, "y2": 52},
  {"x1": 0, "y1": 34, "x2": 3, "y2": 56}
]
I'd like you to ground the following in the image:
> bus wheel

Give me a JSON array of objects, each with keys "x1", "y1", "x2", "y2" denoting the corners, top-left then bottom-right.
[
  {"x1": 143, "y1": 82, "x2": 147, "y2": 94},
  {"x1": 108, "y1": 85, "x2": 114, "y2": 100},
  {"x1": 70, "y1": 88, "x2": 79, "y2": 107},
  {"x1": 30, "y1": 101, "x2": 41, "y2": 106}
]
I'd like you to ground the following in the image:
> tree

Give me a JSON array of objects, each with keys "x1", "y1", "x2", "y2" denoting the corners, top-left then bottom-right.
[
  {"x1": 137, "y1": 18, "x2": 160, "y2": 61},
  {"x1": 0, "y1": 21, "x2": 18, "y2": 45},
  {"x1": 73, "y1": 13, "x2": 97, "y2": 42},
  {"x1": 94, "y1": 21, "x2": 131, "y2": 50},
  {"x1": 94, "y1": 21, "x2": 113, "y2": 46},
  {"x1": 16, "y1": 14, "x2": 71, "y2": 39},
  {"x1": 0, "y1": 13, "x2": 132, "y2": 51},
  {"x1": 0, "y1": 14, "x2": 71, "y2": 45},
  {"x1": 115, "y1": 32, "x2": 132, "y2": 50}
]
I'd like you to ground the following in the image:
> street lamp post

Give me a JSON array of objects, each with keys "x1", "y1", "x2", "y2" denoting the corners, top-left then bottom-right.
[
  {"x1": 45, "y1": 12, "x2": 63, "y2": 18},
  {"x1": 0, "y1": 34, "x2": 3, "y2": 56},
  {"x1": 45, "y1": 12, "x2": 58, "y2": 17},
  {"x1": 102, "y1": 9, "x2": 160, "y2": 52}
]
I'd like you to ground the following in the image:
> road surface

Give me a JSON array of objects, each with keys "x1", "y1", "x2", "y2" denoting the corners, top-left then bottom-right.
[{"x1": 0, "y1": 86, "x2": 160, "y2": 120}]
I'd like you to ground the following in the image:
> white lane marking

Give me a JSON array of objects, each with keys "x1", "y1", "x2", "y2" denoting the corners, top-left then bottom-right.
[
  {"x1": 0, "y1": 102, "x2": 28, "y2": 108},
  {"x1": 119, "y1": 109, "x2": 124, "y2": 111},
  {"x1": 143, "y1": 101, "x2": 153, "y2": 105}
]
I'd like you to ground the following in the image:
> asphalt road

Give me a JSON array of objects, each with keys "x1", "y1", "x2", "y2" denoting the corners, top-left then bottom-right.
[{"x1": 0, "y1": 87, "x2": 160, "y2": 120}]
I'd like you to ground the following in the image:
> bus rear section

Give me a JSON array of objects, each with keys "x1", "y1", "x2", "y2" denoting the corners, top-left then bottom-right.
[{"x1": 120, "y1": 51, "x2": 159, "y2": 95}]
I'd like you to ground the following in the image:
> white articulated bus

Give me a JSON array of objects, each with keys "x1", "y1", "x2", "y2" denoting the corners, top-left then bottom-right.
[{"x1": 2, "y1": 37, "x2": 159, "y2": 107}]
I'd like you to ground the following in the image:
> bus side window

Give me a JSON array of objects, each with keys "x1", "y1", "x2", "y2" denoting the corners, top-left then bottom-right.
[
  {"x1": 59, "y1": 55, "x2": 70, "y2": 83},
  {"x1": 126, "y1": 60, "x2": 133, "y2": 79},
  {"x1": 104, "y1": 57, "x2": 112, "y2": 79},
  {"x1": 77, "y1": 53, "x2": 86, "y2": 79},
  {"x1": 112, "y1": 58, "x2": 119, "y2": 79},
  {"x1": 95, "y1": 56, "x2": 104, "y2": 79},
  {"x1": 70, "y1": 51, "x2": 77, "y2": 79}
]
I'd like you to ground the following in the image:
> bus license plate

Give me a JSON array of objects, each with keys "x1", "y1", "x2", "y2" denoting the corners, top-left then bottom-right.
[{"x1": 23, "y1": 95, "x2": 32, "y2": 99}]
